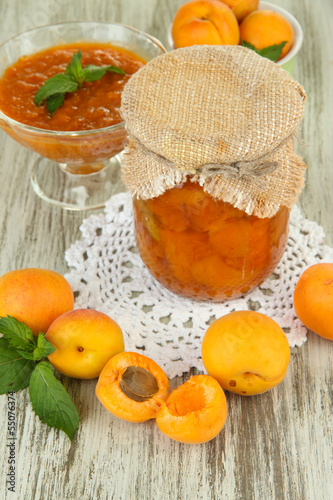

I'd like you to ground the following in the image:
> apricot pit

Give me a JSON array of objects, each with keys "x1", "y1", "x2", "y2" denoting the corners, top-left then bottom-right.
[{"x1": 119, "y1": 366, "x2": 159, "y2": 402}]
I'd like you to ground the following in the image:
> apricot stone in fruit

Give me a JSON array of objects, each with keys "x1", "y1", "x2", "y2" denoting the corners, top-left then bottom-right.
[
  {"x1": 119, "y1": 366, "x2": 159, "y2": 402},
  {"x1": 96, "y1": 352, "x2": 169, "y2": 422},
  {"x1": 46, "y1": 309, "x2": 124, "y2": 379},
  {"x1": 171, "y1": 0, "x2": 240, "y2": 49},
  {"x1": 156, "y1": 375, "x2": 227, "y2": 444},
  {"x1": 201, "y1": 310, "x2": 290, "y2": 395},
  {"x1": 0, "y1": 268, "x2": 74, "y2": 333}
]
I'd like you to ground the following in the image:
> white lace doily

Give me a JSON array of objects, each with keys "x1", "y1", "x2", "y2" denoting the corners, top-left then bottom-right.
[{"x1": 65, "y1": 193, "x2": 333, "y2": 378}]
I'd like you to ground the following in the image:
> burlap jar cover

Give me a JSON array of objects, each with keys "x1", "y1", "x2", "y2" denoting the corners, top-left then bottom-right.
[{"x1": 120, "y1": 45, "x2": 306, "y2": 218}]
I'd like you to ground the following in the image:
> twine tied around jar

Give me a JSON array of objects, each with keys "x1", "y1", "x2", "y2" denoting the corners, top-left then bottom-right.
[
  {"x1": 199, "y1": 159, "x2": 279, "y2": 186},
  {"x1": 130, "y1": 134, "x2": 280, "y2": 188},
  {"x1": 121, "y1": 45, "x2": 306, "y2": 218}
]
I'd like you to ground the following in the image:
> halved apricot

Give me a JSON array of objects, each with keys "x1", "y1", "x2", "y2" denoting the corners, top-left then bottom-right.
[
  {"x1": 156, "y1": 375, "x2": 227, "y2": 444},
  {"x1": 160, "y1": 228, "x2": 212, "y2": 282},
  {"x1": 133, "y1": 200, "x2": 161, "y2": 241},
  {"x1": 192, "y1": 253, "x2": 242, "y2": 288},
  {"x1": 145, "y1": 197, "x2": 189, "y2": 232},
  {"x1": 96, "y1": 352, "x2": 169, "y2": 422},
  {"x1": 209, "y1": 218, "x2": 251, "y2": 259},
  {"x1": 146, "y1": 181, "x2": 226, "y2": 232}
]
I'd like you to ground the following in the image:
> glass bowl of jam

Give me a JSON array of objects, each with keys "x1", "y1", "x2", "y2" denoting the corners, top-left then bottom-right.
[{"x1": 0, "y1": 22, "x2": 166, "y2": 210}]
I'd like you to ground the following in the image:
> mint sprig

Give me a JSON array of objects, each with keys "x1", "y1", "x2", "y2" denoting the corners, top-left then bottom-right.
[
  {"x1": 29, "y1": 361, "x2": 80, "y2": 441},
  {"x1": 34, "y1": 49, "x2": 126, "y2": 116},
  {"x1": 241, "y1": 40, "x2": 287, "y2": 62},
  {"x1": 0, "y1": 338, "x2": 35, "y2": 392},
  {"x1": 0, "y1": 316, "x2": 36, "y2": 355},
  {"x1": 0, "y1": 316, "x2": 79, "y2": 440}
]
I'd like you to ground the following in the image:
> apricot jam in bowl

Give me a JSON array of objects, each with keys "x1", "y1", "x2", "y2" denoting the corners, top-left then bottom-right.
[{"x1": 0, "y1": 22, "x2": 166, "y2": 210}]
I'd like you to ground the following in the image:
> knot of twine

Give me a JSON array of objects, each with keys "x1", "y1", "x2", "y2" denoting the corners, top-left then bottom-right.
[
  {"x1": 129, "y1": 135, "x2": 281, "y2": 187},
  {"x1": 199, "y1": 160, "x2": 279, "y2": 186}
]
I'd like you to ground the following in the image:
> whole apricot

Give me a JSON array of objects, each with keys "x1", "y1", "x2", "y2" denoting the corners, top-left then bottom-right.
[
  {"x1": 294, "y1": 263, "x2": 333, "y2": 341},
  {"x1": 96, "y1": 352, "x2": 169, "y2": 422},
  {"x1": 0, "y1": 268, "x2": 74, "y2": 333},
  {"x1": 221, "y1": 0, "x2": 259, "y2": 22},
  {"x1": 201, "y1": 311, "x2": 290, "y2": 395},
  {"x1": 46, "y1": 309, "x2": 124, "y2": 379},
  {"x1": 171, "y1": 0, "x2": 240, "y2": 49},
  {"x1": 156, "y1": 375, "x2": 227, "y2": 444},
  {"x1": 239, "y1": 9, "x2": 294, "y2": 60}
]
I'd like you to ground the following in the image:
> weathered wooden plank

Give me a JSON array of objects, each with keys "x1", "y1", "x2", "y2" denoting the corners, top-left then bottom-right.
[{"x1": 0, "y1": 1, "x2": 332, "y2": 499}]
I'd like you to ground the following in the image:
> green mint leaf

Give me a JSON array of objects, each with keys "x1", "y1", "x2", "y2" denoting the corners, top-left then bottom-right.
[
  {"x1": 32, "y1": 333, "x2": 56, "y2": 361},
  {"x1": 82, "y1": 66, "x2": 108, "y2": 82},
  {"x1": 241, "y1": 40, "x2": 287, "y2": 62},
  {"x1": 35, "y1": 50, "x2": 125, "y2": 115},
  {"x1": 45, "y1": 93, "x2": 65, "y2": 115},
  {"x1": 256, "y1": 42, "x2": 287, "y2": 62},
  {"x1": 65, "y1": 50, "x2": 84, "y2": 84},
  {"x1": 0, "y1": 316, "x2": 36, "y2": 355},
  {"x1": 17, "y1": 333, "x2": 56, "y2": 360},
  {"x1": 83, "y1": 64, "x2": 126, "y2": 82},
  {"x1": 0, "y1": 338, "x2": 35, "y2": 394},
  {"x1": 241, "y1": 40, "x2": 256, "y2": 51},
  {"x1": 34, "y1": 74, "x2": 78, "y2": 105},
  {"x1": 0, "y1": 317, "x2": 55, "y2": 360},
  {"x1": 29, "y1": 360, "x2": 80, "y2": 440}
]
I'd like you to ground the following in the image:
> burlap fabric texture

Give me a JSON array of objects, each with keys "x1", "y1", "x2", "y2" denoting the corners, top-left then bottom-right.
[{"x1": 121, "y1": 45, "x2": 306, "y2": 218}]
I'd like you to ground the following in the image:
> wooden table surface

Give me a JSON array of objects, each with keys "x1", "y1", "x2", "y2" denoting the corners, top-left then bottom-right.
[{"x1": 0, "y1": 1, "x2": 332, "y2": 499}]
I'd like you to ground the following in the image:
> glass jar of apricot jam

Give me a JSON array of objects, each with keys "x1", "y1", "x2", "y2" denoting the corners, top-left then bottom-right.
[{"x1": 133, "y1": 180, "x2": 290, "y2": 302}]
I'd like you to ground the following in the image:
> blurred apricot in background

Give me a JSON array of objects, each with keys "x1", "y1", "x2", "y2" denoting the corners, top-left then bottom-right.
[
  {"x1": 221, "y1": 0, "x2": 259, "y2": 22},
  {"x1": 172, "y1": 0, "x2": 240, "y2": 48},
  {"x1": 240, "y1": 9, "x2": 294, "y2": 60}
]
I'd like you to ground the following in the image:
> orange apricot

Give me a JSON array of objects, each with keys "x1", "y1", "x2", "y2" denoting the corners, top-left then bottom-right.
[
  {"x1": 171, "y1": 0, "x2": 240, "y2": 49},
  {"x1": 0, "y1": 268, "x2": 74, "y2": 334},
  {"x1": 202, "y1": 311, "x2": 290, "y2": 395},
  {"x1": 46, "y1": 309, "x2": 124, "y2": 379},
  {"x1": 96, "y1": 352, "x2": 169, "y2": 422},
  {"x1": 221, "y1": 0, "x2": 259, "y2": 22},
  {"x1": 156, "y1": 375, "x2": 227, "y2": 444},
  {"x1": 294, "y1": 263, "x2": 333, "y2": 341},
  {"x1": 239, "y1": 9, "x2": 294, "y2": 60}
]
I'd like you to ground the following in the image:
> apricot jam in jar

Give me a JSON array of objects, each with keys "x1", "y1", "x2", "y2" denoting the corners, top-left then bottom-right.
[
  {"x1": 120, "y1": 46, "x2": 306, "y2": 301},
  {"x1": 133, "y1": 180, "x2": 290, "y2": 301}
]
